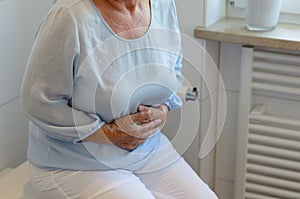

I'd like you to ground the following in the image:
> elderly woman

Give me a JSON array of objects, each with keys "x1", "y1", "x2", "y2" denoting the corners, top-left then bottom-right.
[{"x1": 21, "y1": 0, "x2": 218, "y2": 198}]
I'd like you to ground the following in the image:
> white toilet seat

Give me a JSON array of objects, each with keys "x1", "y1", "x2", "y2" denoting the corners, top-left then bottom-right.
[{"x1": 0, "y1": 161, "x2": 30, "y2": 199}]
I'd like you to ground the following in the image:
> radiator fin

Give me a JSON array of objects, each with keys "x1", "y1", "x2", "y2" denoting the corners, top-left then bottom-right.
[{"x1": 234, "y1": 48, "x2": 300, "y2": 199}]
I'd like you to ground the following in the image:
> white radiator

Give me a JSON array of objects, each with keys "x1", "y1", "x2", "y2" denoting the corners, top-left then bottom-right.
[{"x1": 234, "y1": 47, "x2": 300, "y2": 199}]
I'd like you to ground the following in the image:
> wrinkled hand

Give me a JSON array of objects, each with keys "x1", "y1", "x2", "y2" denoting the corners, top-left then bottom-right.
[
  {"x1": 84, "y1": 105, "x2": 169, "y2": 151},
  {"x1": 137, "y1": 104, "x2": 169, "y2": 129},
  {"x1": 102, "y1": 109, "x2": 162, "y2": 151}
]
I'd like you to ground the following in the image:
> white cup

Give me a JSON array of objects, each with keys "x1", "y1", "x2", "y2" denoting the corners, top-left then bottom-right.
[{"x1": 246, "y1": 0, "x2": 282, "y2": 31}]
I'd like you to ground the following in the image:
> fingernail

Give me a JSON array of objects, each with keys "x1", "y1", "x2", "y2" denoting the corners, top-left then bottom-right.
[{"x1": 139, "y1": 105, "x2": 147, "y2": 111}]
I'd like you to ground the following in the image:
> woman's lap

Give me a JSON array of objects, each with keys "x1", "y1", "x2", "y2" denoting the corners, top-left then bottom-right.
[
  {"x1": 29, "y1": 165, "x2": 155, "y2": 199},
  {"x1": 137, "y1": 157, "x2": 218, "y2": 199},
  {"x1": 28, "y1": 158, "x2": 217, "y2": 199}
]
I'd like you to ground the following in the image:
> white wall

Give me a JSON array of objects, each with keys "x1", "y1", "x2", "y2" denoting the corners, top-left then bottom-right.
[
  {"x1": 172, "y1": 0, "x2": 227, "y2": 190},
  {"x1": 204, "y1": 0, "x2": 226, "y2": 26},
  {"x1": 174, "y1": 0, "x2": 204, "y2": 37},
  {"x1": 172, "y1": 0, "x2": 205, "y2": 173},
  {"x1": 0, "y1": 0, "x2": 53, "y2": 170},
  {"x1": 214, "y1": 42, "x2": 242, "y2": 199}
]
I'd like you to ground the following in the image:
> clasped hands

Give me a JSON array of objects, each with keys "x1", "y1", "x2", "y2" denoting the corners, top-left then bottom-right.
[{"x1": 84, "y1": 104, "x2": 169, "y2": 151}]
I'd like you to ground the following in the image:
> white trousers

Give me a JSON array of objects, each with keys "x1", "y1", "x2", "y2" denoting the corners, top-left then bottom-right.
[{"x1": 27, "y1": 158, "x2": 218, "y2": 199}]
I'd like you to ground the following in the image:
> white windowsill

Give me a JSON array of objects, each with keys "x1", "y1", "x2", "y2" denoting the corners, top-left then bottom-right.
[{"x1": 194, "y1": 17, "x2": 300, "y2": 51}]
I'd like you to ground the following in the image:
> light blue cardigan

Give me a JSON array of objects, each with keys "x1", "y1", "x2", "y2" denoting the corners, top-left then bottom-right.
[{"x1": 21, "y1": 0, "x2": 182, "y2": 171}]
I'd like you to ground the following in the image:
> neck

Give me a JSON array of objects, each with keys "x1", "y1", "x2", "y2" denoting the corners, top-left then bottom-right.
[{"x1": 106, "y1": 0, "x2": 140, "y2": 13}]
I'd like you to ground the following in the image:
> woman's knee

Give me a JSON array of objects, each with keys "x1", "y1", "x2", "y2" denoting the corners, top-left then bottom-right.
[{"x1": 29, "y1": 166, "x2": 155, "y2": 199}]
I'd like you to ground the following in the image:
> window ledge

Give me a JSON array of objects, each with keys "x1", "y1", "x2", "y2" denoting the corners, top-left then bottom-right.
[{"x1": 194, "y1": 17, "x2": 300, "y2": 51}]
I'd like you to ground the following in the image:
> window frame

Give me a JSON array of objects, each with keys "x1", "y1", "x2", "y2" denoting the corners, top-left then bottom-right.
[
  {"x1": 233, "y1": 0, "x2": 300, "y2": 14},
  {"x1": 228, "y1": 0, "x2": 300, "y2": 24}
]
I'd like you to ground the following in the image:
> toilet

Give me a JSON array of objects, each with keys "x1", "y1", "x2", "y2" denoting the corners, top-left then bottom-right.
[{"x1": 0, "y1": 161, "x2": 31, "y2": 199}]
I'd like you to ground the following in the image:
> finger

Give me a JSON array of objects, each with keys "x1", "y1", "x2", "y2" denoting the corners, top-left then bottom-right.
[
  {"x1": 137, "y1": 119, "x2": 161, "y2": 137},
  {"x1": 131, "y1": 127, "x2": 159, "y2": 139},
  {"x1": 141, "y1": 118, "x2": 161, "y2": 128},
  {"x1": 131, "y1": 110, "x2": 151, "y2": 123},
  {"x1": 137, "y1": 105, "x2": 149, "y2": 112}
]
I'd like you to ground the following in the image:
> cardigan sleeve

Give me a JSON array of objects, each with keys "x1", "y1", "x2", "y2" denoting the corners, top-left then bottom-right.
[
  {"x1": 164, "y1": 49, "x2": 183, "y2": 111},
  {"x1": 21, "y1": 7, "x2": 104, "y2": 143},
  {"x1": 163, "y1": 0, "x2": 183, "y2": 111}
]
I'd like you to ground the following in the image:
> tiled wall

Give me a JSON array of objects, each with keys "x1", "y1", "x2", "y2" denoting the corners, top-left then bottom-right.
[
  {"x1": 0, "y1": 0, "x2": 53, "y2": 170},
  {"x1": 215, "y1": 42, "x2": 243, "y2": 199},
  {"x1": 200, "y1": 40, "x2": 224, "y2": 187}
]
